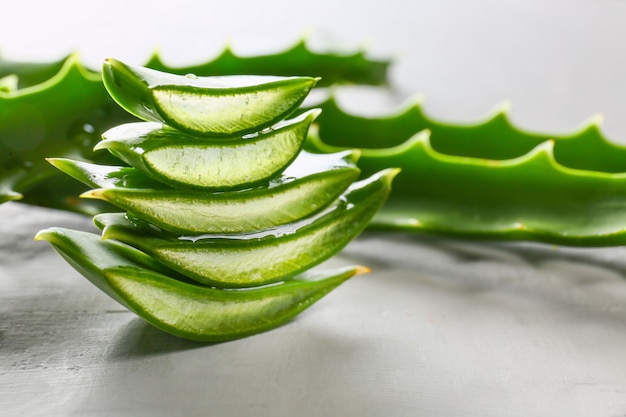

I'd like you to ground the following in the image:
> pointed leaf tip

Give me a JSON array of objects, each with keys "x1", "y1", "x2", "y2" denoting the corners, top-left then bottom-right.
[
  {"x1": 586, "y1": 113, "x2": 604, "y2": 128},
  {"x1": 381, "y1": 167, "x2": 402, "y2": 185},
  {"x1": 80, "y1": 189, "x2": 104, "y2": 199},
  {"x1": 495, "y1": 100, "x2": 513, "y2": 115},
  {"x1": 33, "y1": 230, "x2": 47, "y2": 242},
  {"x1": 34, "y1": 227, "x2": 58, "y2": 242},
  {"x1": 1, "y1": 191, "x2": 23, "y2": 202},
  {"x1": 354, "y1": 266, "x2": 371, "y2": 275}
]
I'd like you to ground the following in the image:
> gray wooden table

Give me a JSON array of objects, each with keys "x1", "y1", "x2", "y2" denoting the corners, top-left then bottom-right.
[{"x1": 3, "y1": 202, "x2": 626, "y2": 416}]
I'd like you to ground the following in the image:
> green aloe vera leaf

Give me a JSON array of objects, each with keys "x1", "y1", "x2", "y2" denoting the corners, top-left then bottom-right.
[
  {"x1": 313, "y1": 95, "x2": 626, "y2": 173},
  {"x1": 102, "y1": 58, "x2": 319, "y2": 137},
  {"x1": 146, "y1": 39, "x2": 389, "y2": 87},
  {"x1": 0, "y1": 54, "x2": 133, "y2": 204},
  {"x1": 73, "y1": 151, "x2": 360, "y2": 234},
  {"x1": 308, "y1": 130, "x2": 626, "y2": 246},
  {"x1": 96, "y1": 109, "x2": 319, "y2": 190},
  {"x1": 1, "y1": 40, "x2": 388, "y2": 91},
  {"x1": 35, "y1": 227, "x2": 367, "y2": 342},
  {"x1": 36, "y1": 225, "x2": 184, "y2": 279},
  {"x1": 32, "y1": 157, "x2": 162, "y2": 215},
  {"x1": 0, "y1": 55, "x2": 68, "y2": 89},
  {"x1": 94, "y1": 169, "x2": 398, "y2": 287}
]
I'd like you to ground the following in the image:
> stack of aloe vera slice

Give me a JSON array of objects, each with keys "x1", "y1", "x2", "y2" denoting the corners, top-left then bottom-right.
[{"x1": 36, "y1": 59, "x2": 396, "y2": 341}]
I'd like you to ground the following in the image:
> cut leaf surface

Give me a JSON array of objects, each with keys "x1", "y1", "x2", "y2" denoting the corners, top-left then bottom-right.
[
  {"x1": 95, "y1": 169, "x2": 397, "y2": 287},
  {"x1": 97, "y1": 110, "x2": 319, "y2": 190},
  {"x1": 35, "y1": 227, "x2": 366, "y2": 342},
  {"x1": 102, "y1": 58, "x2": 318, "y2": 137},
  {"x1": 76, "y1": 151, "x2": 360, "y2": 234}
]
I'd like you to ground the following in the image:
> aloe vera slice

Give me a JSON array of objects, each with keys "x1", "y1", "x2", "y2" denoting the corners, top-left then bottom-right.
[
  {"x1": 309, "y1": 130, "x2": 626, "y2": 246},
  {"x1": 20, "y1": 157, "x2": 161, "y2": 215},
  {"x1": 95, "y1": 169, "x2": 397, "y2": 287},
  {"x1": 35, "y1": 227, "x2": 366, "y2": 342},
  {"x1": 96, "y1": 109, "x2": 319, "y2": 190},
  {"x1": 53, "y1": 151, "x2": 360, "y2": 234},
  {"x1": 46, "y1": 158, "x2": 166, "y2": 190},
  {"x1": 102, "y1": 58, "x2": 318, "y2": 137}
]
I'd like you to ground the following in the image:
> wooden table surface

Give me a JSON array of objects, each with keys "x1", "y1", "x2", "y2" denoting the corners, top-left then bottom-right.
[{"x1": 2, "y1": 202, "x2": 626, "y2": 416}]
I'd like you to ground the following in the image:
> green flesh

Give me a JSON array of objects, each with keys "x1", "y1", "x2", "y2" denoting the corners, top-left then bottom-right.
[
  {"x1": 95, "y1": 169, "x2": 397, "y2": 287},
  {"x1": 102, "y1": 58, "x2": 318, "y2": 137},
  {"x1": 35, "y1": 227, "x2": 366, "y2": 342},
  {"x1": 69, "y1": 151, "x2": 360, "y2": 234},
  {"x1": 97, "y1": 110, "x2": 319, "y2": 190}
]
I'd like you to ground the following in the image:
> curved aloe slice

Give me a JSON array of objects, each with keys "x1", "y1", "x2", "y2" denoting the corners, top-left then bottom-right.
[
  {"x1": 102, "y1": 58, "x2": 318, "y2": 137},
  {"x1": 96, "y1": 109, "x2": 319, "y2": 190},
  {"x1": 314, "y1": 95, "x2": 626, "y2": 173},
  {"x1": 309, "y1": 131, "x2": 626, "y2": 246},
  {"x1": 35, "y1": 227, "x2": 367, "y2": 342},
  {"x1": 94, "y1": 169, "x2": 397, "y2": 287},
  {"x1": 50, "y1": 151, "x2": 360, "y2": 234},
  {"x1": 1, "y1": 40, "x2": 388, "y2": 92},
  {"x1": 46, "y1": 158, "x2": 165, "y2": 190}
]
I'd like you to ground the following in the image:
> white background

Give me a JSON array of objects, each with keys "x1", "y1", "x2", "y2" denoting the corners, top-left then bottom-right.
[{"x1": 3, "y1": 1, "x2": 626, "y2": 138}]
